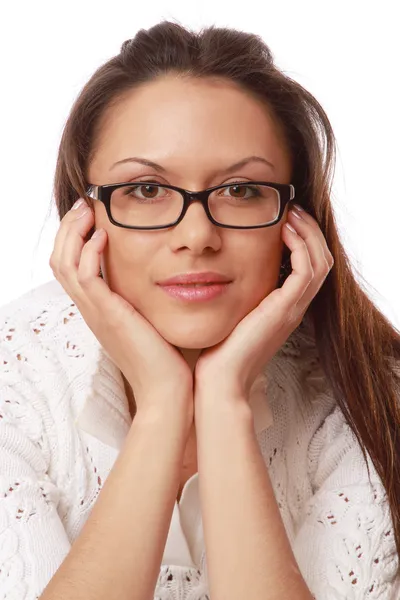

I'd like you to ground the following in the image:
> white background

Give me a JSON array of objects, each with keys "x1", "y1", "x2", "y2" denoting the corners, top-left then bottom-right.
[{"x1": 1, "y1": 0, "x2": 399, "y2": 329}]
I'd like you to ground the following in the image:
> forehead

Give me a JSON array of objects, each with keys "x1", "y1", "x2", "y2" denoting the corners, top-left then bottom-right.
[{"x1": 88, "y1": 76, "x2": 292, "y2": 183}]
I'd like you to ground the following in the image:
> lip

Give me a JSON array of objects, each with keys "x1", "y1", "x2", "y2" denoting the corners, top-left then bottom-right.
[
  {"x1": 159, "y1": 282, "x2": 231, "y2": 302},
  {"x1": 157, "y1": 271, "x2": 232, "y2": 285}
]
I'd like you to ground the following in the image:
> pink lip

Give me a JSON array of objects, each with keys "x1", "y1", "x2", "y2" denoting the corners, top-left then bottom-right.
[
  {"x1": 158, "y1": 282, "x2": 231, "y2": 302},
  {"x1": 157, "y1": 271, "x2": 232, "y2": 285}
]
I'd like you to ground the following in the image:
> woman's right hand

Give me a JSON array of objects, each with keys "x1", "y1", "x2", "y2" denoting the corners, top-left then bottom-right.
[{"x1": 49, "y1": 198, "x2": 194, "y2": 422}]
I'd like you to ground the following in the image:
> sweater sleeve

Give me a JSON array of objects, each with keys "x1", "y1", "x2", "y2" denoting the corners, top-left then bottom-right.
[
  {"x1": 292, "y1": 405, "x2": 399, "y2": 600},
  {"x1": 0, "y1": 379, "x2": 71, "y2": 599}
]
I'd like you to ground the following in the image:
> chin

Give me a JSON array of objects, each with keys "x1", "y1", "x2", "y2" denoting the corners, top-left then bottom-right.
[{"x1": 153, "y1": 319, "x2": 231, "y2": 349}]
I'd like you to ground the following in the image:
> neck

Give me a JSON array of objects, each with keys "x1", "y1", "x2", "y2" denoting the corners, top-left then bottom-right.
[{"x1": 177, "y1": 347, "x2": 202, "y2": 374}]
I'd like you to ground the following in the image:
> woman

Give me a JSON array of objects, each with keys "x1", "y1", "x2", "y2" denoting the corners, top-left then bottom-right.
[{"x1": 1, "y1": 19, "x2": 399, "y2": 600}]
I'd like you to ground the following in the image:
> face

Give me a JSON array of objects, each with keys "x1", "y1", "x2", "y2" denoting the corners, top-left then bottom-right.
[{"x1": 87, "y1": 75, "x2": 292, "y2": 364}]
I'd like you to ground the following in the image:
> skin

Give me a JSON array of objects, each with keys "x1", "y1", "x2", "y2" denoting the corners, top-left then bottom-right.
[{"x1": 87, "y1": 74, "x2": 293, "y2": 494}]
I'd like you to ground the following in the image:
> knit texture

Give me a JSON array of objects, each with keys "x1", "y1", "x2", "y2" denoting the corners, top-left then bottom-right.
[{"x1": 0, "y1": 279, "x2": 399, "y2": 599}]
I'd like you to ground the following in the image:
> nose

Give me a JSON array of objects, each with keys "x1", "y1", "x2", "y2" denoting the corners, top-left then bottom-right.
[{"x1": 169, "y1": 198, "x2": 222, "y2": 254}]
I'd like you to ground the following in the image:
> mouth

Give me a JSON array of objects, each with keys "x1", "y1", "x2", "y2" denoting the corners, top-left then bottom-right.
[
  {"x1": 158, "y1": 281, "x2": 232, "y2": 302},
  {"x1": 170, "y1": 282, "x2": 219, "y2": 287}
]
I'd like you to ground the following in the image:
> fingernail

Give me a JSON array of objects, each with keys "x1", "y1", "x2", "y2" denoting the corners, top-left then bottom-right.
[
  {"x1": 75, "y1": 207, "x2": 90, "y2": 219},
  {"x1": 290, "y1": 208, "x2": 303, "y2": 220},
  {"x1": 286, "y1": 222, "x2": 297, "y2": 233},
  {"x1": 72, "y1": 198, "x2": 85, "y2": 210},
  {"x1": 293, "y1": 203, "x2": 304, "y2": 212}
]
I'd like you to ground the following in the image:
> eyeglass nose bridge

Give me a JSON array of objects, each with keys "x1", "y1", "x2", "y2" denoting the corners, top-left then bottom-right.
[
  {"x1": 183, "y1": 188, "x2": 212, "y2": 203},
  {"x1": 178, "y1": 188, "x2": 216, "y2": 223}
]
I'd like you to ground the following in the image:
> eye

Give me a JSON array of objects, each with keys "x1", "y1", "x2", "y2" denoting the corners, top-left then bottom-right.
[{"x1": 220, "y1": 182, "x2": 262, "y2": 199}]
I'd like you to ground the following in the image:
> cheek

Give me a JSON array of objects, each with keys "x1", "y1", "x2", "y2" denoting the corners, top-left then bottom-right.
[
  {"x1": 237, "y1": 232, "x2": 283, "y2": 292},
  {"x1": 93, "y1": 201, "x2": 109, "y2": 229},
  {"x1": 101, "y1": 230, "x2": 157, "y2": 306},
  {"x1": 238, "y1": 259, "x2": 280, "y2": 313}
]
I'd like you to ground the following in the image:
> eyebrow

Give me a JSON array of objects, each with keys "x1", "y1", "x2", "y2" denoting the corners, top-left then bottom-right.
[{"x1": 110, "y1": 155, "x2": 275, "y2": 173}]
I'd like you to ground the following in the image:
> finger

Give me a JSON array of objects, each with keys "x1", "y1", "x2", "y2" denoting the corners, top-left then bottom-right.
[
  {"x1": 51, "y1": 203, "x2": 94, "y2": 294},
  {"x1": 60, "y1": 211, "x2": 119, "y2": 315},
  {"x1": 287, "y1": 210, "x2": 330, "y2": 274},
  {"x1": 62, "y1": 212, "x2": 137, "y2": 330},
  {"x1": 49, "y1": 199, "x2": 93, "y2": 277},
  {"x1": 50, "y1": 201, "x2": 112, "y2": 316},
  {"x1": 76, "y1": 226, "x2": 116, "y2": 307},
  {"x1": 275, "y1": 222, "x2": 314, "y2": 317},
  {"x1": 289, "y1": 207, "x2": 334, "y2": 267},
  {"x1": 284, "y1": 213, "x2": 332, "y2": 315},
  {"x1": 57, "y1": 207, "x2": 98, "y2": 298}
]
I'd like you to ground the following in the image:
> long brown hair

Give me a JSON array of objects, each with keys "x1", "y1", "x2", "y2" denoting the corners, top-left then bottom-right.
[{"x1": 51, "y1": 19, "x2": 400, "y2": 564}]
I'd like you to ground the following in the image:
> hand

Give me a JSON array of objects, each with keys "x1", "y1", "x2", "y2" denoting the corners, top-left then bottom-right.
[
  {"x1": 194, "y1": 206, "x2": 334, "y2": 401},
  {"x1": 49, "y1": 198, "x2": 194, "y2": 422}
]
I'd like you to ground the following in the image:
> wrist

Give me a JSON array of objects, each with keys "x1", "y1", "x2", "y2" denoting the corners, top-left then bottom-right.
[
  {"x1": 134, "y1": 391, "x2": 193, "y2": 431},
  {"x1": 195, "y1": 389, "x2": 252, "y2": 428}
]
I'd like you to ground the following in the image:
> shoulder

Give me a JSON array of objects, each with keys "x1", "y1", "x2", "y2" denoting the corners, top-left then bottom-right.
[
  {"x1": 293, "y1": 402, "x2": 399, "y2": 598},
  {"x1": 0, "y1": 278, "x2": 100, "y2": 369},
  {"x1": 0, "y1": 279, "x2": 102, "y2": 435},
  {"x1": 307, "y1": 403, "x2": 367, "y2": 490},
  {"x1": 0, "y1": 279, "x2": 77, "y2": 341},
  {"x1": 0, "y1": 279, "x2": 73, "y2": 392}
]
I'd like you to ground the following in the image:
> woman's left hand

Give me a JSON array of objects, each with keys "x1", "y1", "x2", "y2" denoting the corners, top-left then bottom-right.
[{"x1": 194, "y1": 206, "x2": 334, "y2": 401}]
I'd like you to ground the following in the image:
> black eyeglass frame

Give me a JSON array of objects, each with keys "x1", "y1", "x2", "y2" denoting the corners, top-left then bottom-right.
[{"x1": 85, "y1": 181, "x2": 296, "y2": 230}]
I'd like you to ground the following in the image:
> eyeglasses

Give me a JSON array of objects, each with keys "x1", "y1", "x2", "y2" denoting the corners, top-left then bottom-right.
[{"x1": 85, "y1": 180, "x2": 296, "y2": 230}]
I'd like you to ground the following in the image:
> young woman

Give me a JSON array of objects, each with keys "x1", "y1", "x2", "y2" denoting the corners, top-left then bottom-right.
[{"x1": 1, "y1": 20, "x2": 399, "y2": 600}]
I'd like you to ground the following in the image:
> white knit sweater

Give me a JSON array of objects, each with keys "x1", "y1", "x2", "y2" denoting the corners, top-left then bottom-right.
[{"x1": 0, "y1": 279, "x2": 399, "y2": 600}]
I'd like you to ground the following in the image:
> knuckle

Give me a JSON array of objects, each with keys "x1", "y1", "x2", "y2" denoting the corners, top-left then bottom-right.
[
  {"x1": 287, "y1": 306, "x2": 300, "y2": 325},
  {"x1": 49, "y1": 258, "x2": 60, "y2": 277},
  {"x1": 58, "y1": 262, "x2": 73, "y2": 278},
  {"x1": 64, "y1": 205, "x2": 91, "y2": 223},
  {"x1": 292, "y1": 312, "x2": 303, "y2": 328},
  {"x1": 323, "y1": 257, "x2": 334, "y2": 275},
  {"x1": 77, "y1": 271, "x2": 92, "y2": 288},
  {"x1": 276, "y1": 300, "x2": 291, "y2": 322},
  {"x1": 316, "y1": 264, "x2": 327, "y2": 278},
  {"x1": 321, "y1": 270, "x2": 329, "y2": 281},
  {"x1": 57, "y1": 264, "x2": 67, "y2": 278},
  {"x1": 61, "y1": 210, "x2": 75, "y2": 223}
]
